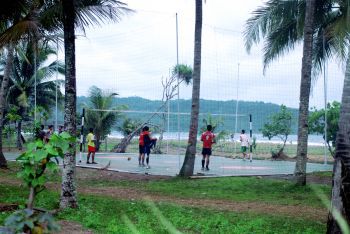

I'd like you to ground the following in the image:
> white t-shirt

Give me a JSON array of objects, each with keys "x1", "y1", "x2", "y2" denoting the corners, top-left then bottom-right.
[{"x1": 240, "y1": 134, "x2": 249, "y2": 147}]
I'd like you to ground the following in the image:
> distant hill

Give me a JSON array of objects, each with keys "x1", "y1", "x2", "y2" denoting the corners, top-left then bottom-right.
[{"x1": 72, "y1": 96, "x2": 299, "y2": 134}]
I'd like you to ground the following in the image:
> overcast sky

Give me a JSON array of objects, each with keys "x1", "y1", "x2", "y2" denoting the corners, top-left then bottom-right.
[{"x1": 69, "y1": 0, "x2": 344, "y2": 109}]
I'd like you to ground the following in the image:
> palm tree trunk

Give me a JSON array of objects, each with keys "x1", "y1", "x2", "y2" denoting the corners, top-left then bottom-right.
[
  {"x1": 17, "y1": 120, "x2": 22, "y2": 150},
  {"x1": 179, "y1": 0, "x2": 202, "y2": 177},
  {"x1": 326, "y1": 52, "x2": 350, "y2": 234},
  {"x1": 60, "y1": 0, "x2": 78, "y2": 209},
  {"x1": 294, "y1": 0, "x2": 316, "y2": 185},
  {"x1": 0, "y1": 45, "x2": 15, "y2": 168},
  {"x1": 95, "y1": 134, "x2": 100, "y2": 152},
  {"x1": 112, "y1": 133, "x2": 136, "y2": 153}
]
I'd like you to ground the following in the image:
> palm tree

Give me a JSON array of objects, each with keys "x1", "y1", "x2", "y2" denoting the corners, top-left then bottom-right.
[
  {"x1": 294, "y1": 0, "x2": 316, "y2": 185},
  {"x1": 84, "y1": 86, "x2": 120, "y2": 151},
  {"x1": 244, "y1": 0, "x2": 350, "y2": 228},
  {"x1": 179, "y1": 0, "x2": 203, "y2": 177},
  {"x1": 59, "y1": 0, "x2": 131, "y2": 209},
  {"x1": 0, "y1": 45, "x2": 15, "y2": 168},
  {"x1": 7, "y1": 40, "x2": 64, "y2": 149},
  {"x1": 0, "y1": 0, "x2": 35, "y2": 168},
  {"x1": 244, "y1": 0, "x2": 318, "y2": 185},
  {"x1": 327, "y1": 52, "x2": 350, "y2": 234},
  {"x1": 0, "y1": 0, "x2": 131, "y2": 206}
]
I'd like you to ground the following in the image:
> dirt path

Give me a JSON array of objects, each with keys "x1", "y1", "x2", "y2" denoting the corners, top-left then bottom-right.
[{"x1": 76, "y1": 185, "x2": 327, "y2": 221}]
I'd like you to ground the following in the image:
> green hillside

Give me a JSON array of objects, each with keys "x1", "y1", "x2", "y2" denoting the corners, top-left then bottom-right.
[{"x1": 74, "y1": 96, "x2": 299, "y2": 133}]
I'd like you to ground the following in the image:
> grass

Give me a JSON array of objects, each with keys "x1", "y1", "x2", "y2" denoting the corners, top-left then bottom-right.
[
  {"x1": 0, "y1": 184, "x2": 325, "y2": 234},
  {"x1": 1, "y1": 161, "x2": 331, "y2": 208},
  {"x1": 0, "y1": 162, "x2": 331, "y2": 233}
]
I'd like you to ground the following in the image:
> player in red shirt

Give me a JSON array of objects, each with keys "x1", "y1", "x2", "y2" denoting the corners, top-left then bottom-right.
[
  {"x1": 138, "y1": 126, "x2": 146, "y2": 166},
  {"x1": 201, "y1": 125, "x2": 216, "y2": 170}
]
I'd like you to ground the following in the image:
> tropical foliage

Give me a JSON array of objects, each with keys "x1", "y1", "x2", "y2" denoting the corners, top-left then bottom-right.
[
  {"x1": 84, "y1": 86, "x2": 122, "y2": 151},
  {"x1": 244, "y1": 0, "x2": 350, "y2": 230},
  {"x1": 4, "y1": 132, "x2": 73, "y2": 233},
  {"x1": 200, "y1": 114, "x2": 228, "y2": 142},
  {"x1": 309, "y1": 101, "x2": 340, "y2": 157},
  {"x1": 261, "y1": 105, "x2": 292, "y2": 157}
]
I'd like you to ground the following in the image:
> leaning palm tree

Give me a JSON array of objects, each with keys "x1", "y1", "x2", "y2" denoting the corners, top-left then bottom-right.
[
  {"x1": 179, "y1": 0, "x2": 203, "y2": 177},
  {"x1": 84, "y1": 86, "x2": 121, "y2": 151},
  {"x1": 244, "y1": 0, "x2": 317, "y2": 185}
]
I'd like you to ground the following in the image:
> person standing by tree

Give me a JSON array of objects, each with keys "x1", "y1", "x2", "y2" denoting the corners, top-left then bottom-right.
[
  {"x1": 138, "y1": 126, "x2": 146, "y2": 167},
  {"x1": 86, "y1": 128, "x2": 97, "y2": 164},
  {"x1": 58, "y1": 125, "x2": 64, "y2": 134},
  {"x1": 240, "y1": 129, "x2": 250, "y2": 161},
  {"x1": 143, "y1": 126, "x2": 157, "y2": 169},
  {"x1": 201, "y1": 125, "x2": 215, "y2": 171},
  {"x1": 45, "y1": 125, "x2": 54, "y2": 143}
]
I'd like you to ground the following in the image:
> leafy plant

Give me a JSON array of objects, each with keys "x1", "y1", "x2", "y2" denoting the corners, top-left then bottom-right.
[
  {"x1": 308, "y1": 101, "x2": 340, "y2": 157},
  {"x1": 261, "y1": 105, "x2": 292, "y2": 156},
  {"x1": 117, "y1": 117, "x2": 141, "y2": 137},
  {"x1": 5, "y1": 209, "x2": 60, "y2": 234},
  {"x1": 5, "y1": 132, "x2": 74, "y2": 233},
  {"x1": 200, "y1": 114, "x2": 228, "y2": 142}
]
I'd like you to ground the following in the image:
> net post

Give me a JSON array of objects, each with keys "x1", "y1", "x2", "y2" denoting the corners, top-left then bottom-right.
[
  {"x1": 249, "y1": 114, "x2": 253, "y2": 162},
  {"x1": 79, "y1": 108, "x2": 85, "y2": 163}
]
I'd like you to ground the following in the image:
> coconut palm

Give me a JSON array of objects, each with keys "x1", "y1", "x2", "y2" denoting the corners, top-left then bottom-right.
[
  {"x1": 0, "y1": 0, "x2": 131, "y2": 207},
  {"x1": 244, "y1": 0, "x2": 350, "y2": 229},
  {"x1": 84, "y1": 86, "x2": 121, "y2": 151},
  {"x1": 7, "y1": 40, "x2": 64, "y2": 149},
  {"x1": 0, "y1": 0, "x2": 35, "y2": 168},
  {"x1": 244, "y1": 0, "x2": 319, "y2": 185},
  {"x1": 179, "y1": 0, "x2": 203, "y2": 177},
  {"x1": 58, "y1": 0, "x2": 131, "y2": 209}
]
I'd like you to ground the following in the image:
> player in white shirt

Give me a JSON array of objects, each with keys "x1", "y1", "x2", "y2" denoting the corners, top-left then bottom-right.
[{"x1": 240, "y1": 129, "x2": 250, "y2": 161}]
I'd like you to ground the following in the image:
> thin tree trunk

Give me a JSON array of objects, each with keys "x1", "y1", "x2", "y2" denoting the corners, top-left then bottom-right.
[
  {"x1": 327, "y1": 52, "x2": 350, "y2": 234},
  {"x1": 17, "y1": 120, "x2": 22, "y2": 150},
  {"x1": 179, "y1": 0, "x2": 202, "y2": 177},
  {"x1": 60, "y1": 0, "x2": 78, "y2": 209},
  {"x1": 95, "y1": 134, "x2": 100, "y2": 152},
  {"x1": 0, "y1": 45, "x2": 15, "y2": 168},
  {"x1": 294, "y1": 0, "x2": 316, "y2": 185},
  {"x1": 27, "y1": 186, "x2": 35, "y2": 210}
]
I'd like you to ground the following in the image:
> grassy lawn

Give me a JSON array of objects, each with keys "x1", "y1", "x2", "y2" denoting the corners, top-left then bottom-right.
[
  {"x1": 0, "y1": 183, "x2": 326, "y2": 234},
  {"x1": 1, "y1": 161, "x2": 332, "y2": 233}
]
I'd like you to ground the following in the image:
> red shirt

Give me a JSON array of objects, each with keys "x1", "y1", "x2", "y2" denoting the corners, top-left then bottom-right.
[
  {"x1": 139, "y1": 131, "x2": 150, "y2": 146},
  {"x1": 201, "y1": 131, "x2": 215, "y2": 148}
]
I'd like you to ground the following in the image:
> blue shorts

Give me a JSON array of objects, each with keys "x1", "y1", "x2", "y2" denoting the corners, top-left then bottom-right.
[
  {"x1": 202, "y1": 148, "x2": 212, "y2": 156},
  {"x1": 139, "y1": 145, "x2": 144, "y2": 154},
  {"x1": 144, "y1": 146, "x2": 151, "y2": 155}
]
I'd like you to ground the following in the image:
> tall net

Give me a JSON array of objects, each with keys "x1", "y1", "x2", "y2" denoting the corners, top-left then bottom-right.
[{"x1": 73, "y1": 11, "x2": 341, "y2": 175}]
